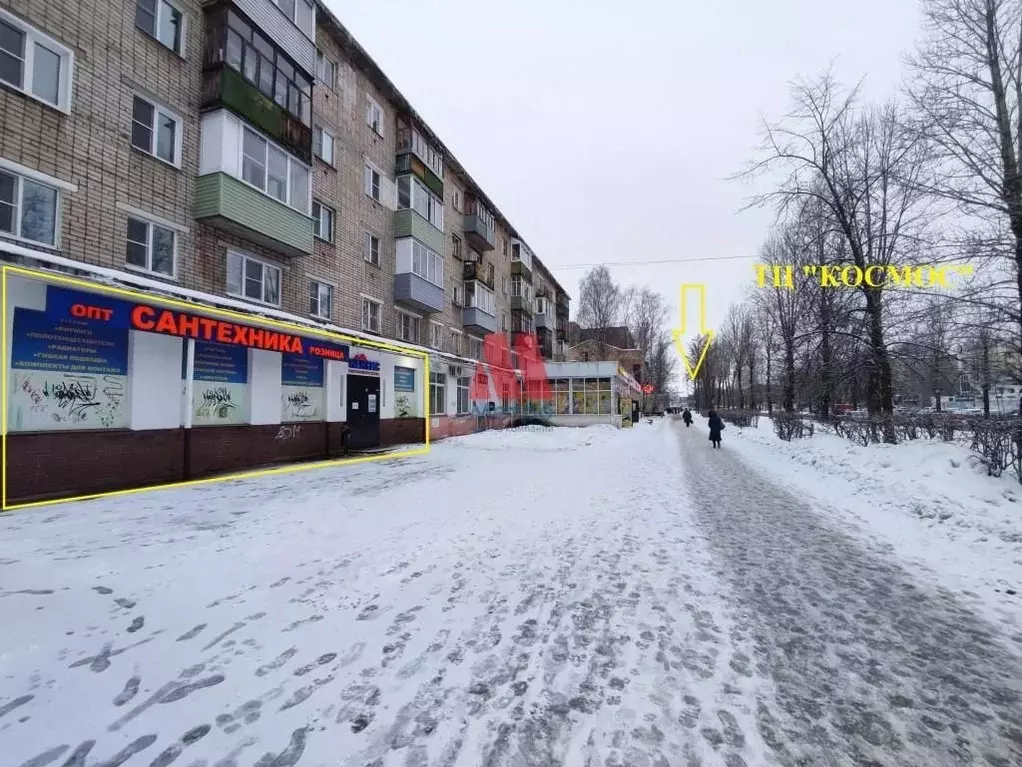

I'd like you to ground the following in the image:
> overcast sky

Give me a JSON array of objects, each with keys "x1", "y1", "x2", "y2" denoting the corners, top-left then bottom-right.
[{"x1": 325, "y1": 0, "x2": 923, "y2": 385}]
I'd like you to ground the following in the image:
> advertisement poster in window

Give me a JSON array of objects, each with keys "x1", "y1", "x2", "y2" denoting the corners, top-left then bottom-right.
[
  {"x1": 281, "y1": 353, "x2": 324, "y2": 422},
  {"x1": 393, "y1": 365, "x2": 416, "y2": 417},
  {"x1": 7, "y1": 306, "x2": 131, "y2": 431},
  {"x1": 190, "y1": 341, "x2": 249, "y2": 426}
]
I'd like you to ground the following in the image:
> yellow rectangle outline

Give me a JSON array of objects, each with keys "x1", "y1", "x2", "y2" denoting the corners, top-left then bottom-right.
[{"x1": 1, "y1": 264, "x2": 432, "y2": 512}]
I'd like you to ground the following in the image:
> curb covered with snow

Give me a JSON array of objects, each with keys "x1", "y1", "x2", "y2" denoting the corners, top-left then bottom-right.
[{"x1": 717, "y1": 416, "x2": 1022, "y2": 628}]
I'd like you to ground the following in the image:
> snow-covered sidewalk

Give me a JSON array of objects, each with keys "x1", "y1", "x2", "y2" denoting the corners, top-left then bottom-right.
[
  {"x1": 717, "y1": 415, "x2": 1022, "y2": 628},
  {"x1": 0, "y1": 421, "x2": 773, "y2": 767}
]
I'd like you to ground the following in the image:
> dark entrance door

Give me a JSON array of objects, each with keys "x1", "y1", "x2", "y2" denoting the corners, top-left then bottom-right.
[
  {"x1": 631, "y1": 400, "x2": 640, "y2": 423},
  {"x1": 346, "y1": 374, "x2": 381, "y2": 449}
]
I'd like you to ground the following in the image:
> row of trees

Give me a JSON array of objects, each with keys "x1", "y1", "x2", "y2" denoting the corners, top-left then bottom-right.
[
  {"x1": 575, "y1": 264, "x2": 678, "y2": 410},
  {"x1": 690, "y1": 0, "x2": 1022, "y2": 440}
]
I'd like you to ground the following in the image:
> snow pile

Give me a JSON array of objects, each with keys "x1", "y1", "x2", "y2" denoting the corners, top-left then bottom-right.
[
  {"x1": 440, "y1": 423, "x2": 621, "y2": 452},
  {"x1": 723, "y1": 417, "x2": 1022, "y2": 625}
]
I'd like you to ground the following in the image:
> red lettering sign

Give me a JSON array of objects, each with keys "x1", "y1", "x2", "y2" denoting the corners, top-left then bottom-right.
[{"x1": 129, "y1": 304, "x2": 305, "y2": 354}]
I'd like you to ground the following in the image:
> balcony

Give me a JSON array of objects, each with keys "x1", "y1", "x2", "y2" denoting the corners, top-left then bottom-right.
[
  {"x1": 463, "y1": 198, "x2": 495, "y2": 252},
  {"x1": 555, "y1": 295, "x2": 570, "y2": 319},
  {"x1": 204, "y1": 0, "x2": 316, "y2": 77},
  {"x1": 394, "y1": 273, "x2": 445, "y2": 313},
  {"x1": 511, "y1": 296, "x2": 533, "y2": 314},
  {"x1": 556, "y1": 327, "x2": 567, "y2": 342},
  {"x1": 537, "y1": 327, "x2": 554, "y2": 360},
  {"x1": 462, "y1": 260, "x2": 494, "y2": 290},
  {"x1": 463, "y1": 305, "x2": 497, "y2": 335},
  {"x1": 394, "y1": 210, "x2": 445, "y2": 254},
  {"x1": 195, "y1": 172, "x2": 313, "y2": 257},
  {"x1": 535, "y1": 311, "x2": 551, "y2": 329},
  {"x1": 201, "y1": 65, "x2": 311, "y2": 163}
]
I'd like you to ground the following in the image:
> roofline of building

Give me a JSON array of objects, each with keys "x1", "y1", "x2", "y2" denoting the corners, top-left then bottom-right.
[{"x1": 313, "y1": 2, "x2": 568, "y2": 298}]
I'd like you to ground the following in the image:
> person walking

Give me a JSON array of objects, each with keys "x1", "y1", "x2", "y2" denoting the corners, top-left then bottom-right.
[
  {"x1": 682, "y1": 408, "x2": 693, "y2": 427},
  {"x1": 707, "y1": 408, "x2": 724, "y2": 449}
]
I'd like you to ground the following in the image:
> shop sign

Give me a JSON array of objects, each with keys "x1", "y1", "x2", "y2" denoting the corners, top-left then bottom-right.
[
  {"x1": 394, "y1": 366, "x2": 415, "y2": 391},
  {"x1": 43, "y1": 286, "x2": 349, "y2": 360},
  {"x1": 349, "y1": 352, "x2": 380, "y2": 373}
]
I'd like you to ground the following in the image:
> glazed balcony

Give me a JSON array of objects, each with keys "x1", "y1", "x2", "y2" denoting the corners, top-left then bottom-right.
[
  {"x1": 463, "y1": 198, "x2": 495, "y2": 252},
  {"x1": 462, "y1": 259, "x2": 495, "y2": 291}
]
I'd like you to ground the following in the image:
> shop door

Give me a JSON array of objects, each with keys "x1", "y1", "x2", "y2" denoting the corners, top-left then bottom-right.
[
  {"x1": 346, "y1": 374, "x2": 381, "y2": 449},
  {"x1": 631, "y1": 400, "x2": 640, "y2": 423}
]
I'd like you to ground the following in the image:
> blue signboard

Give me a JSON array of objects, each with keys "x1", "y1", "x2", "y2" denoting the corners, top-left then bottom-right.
[
  {"x1": 394, "y1": 366, "x2": 415, "y2": 392},
  {"x1": 193, "y1": 341, "x2": 248, "y2": 383},
  {"x1": 43, "y1": 286, "x2": 136, "y2": 329},
  {"x1": 10, "y1": 307, "x2": 129, "y2": 375},
  {"x1": 282, "y1": 354, "x2": 324, "y2": 387}
]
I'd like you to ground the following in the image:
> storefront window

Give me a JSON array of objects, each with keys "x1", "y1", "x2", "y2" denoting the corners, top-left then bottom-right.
[
  {"x1": 552, "y1": 378, "x2": 570, "y2": 415},
  {"x1": 567, "y1": 377, "x2": 613, "y2": 415},
  {"x1": 190, "y1": 341, "x2": 250, "y2": 426},
  {"x1": 430, "y1": 371, "x2": 446, "y2": 416},
  {"x1": 281, "y1": 352, "x2": 324, "y2": 421}
]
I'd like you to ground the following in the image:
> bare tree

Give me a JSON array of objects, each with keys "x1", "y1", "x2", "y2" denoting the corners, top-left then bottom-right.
[{"x1": 575, "y1": 265, "x2": 623, "y2": 356}]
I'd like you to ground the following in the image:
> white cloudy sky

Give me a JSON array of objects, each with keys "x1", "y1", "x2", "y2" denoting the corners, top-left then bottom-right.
[{"x1": 326, "y1": 0, "x2": 922, "y2": 360}]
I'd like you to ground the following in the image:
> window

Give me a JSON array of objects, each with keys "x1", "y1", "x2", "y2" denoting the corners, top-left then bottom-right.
[
  {"x1": 501, "y1": 311, "x2": 508, "y2": 331},
  {"x1": 465, "y1": 282, "x2": 494, "y2": 315},
  {"x1": 312, "y1": 200, "x2": 333, "y2": 242},
  {"x1": 313, "y1": 126, "x2": 334, "y2": 165},
  {"x1": 214, "y1": 10, "x2": 312, "y2": 127},
  {"x1": 502, "y1": 276, "x2": 509, "y2": 295},
  {"x1": 453, "y1": 285, "x2": 463, "y2": 306},
  {"x1": 552, "y1": 378, "x2": 570, "y2": 415},
  {"x1": 364, "y1": 232, "x2": 380, "y2": 265},
  {"x1": 397, "y1": 311, "x2": 420, "y2": 343},
  {"x1": 130, "y1": 95, "x2": 181, "y2": 166},
  {"x1": 502, "y1": 237, "x2": 507, "y2": 256},
  {"x1": 452, "y1": 189, "x2": 461, "y2": 211},
  {"x1": 569, "y1": 378, "x2": 613, "y2": 415},
  {"x1": 316, "y1": 51, "x2": 335, "y2": 89},
  {"x1": 361, "y1": 297, "x2": 381, "y2": 332},
  {"x1": 396, "y1": 122, "x2": 444, "y2": 179},
  {"x1": 452, "y1": 234, "x2": 462, "y2": 259},
  {"x1": 135, "y1": 0, "x2": 183, "y2": 55},
  {"x1": 125, "y1": 216, "x2": 175, "y2": 276},
  {"x1": 468, "y1": 337, "x2": 483, "y2": 360},
  {"x1": 226, "y1": 250, "x2": 281, "y2": 306},
  {"x1": 0, "y1": 169, "x2": 58, "y2": 246},
  {"x1": 364, "y1": 164, "x2": 380, "y2": 201},
  {"x1": 511, "y1": 276, "x2": 531, "y2": 302},
  {"x1": 456, "y1": 376, "x2": 470, "y2": 415},
  {"x1": 240, "y1": 127, "x2": 309, "y2": 213},
  {"x1": 366, "y1": 98, "x2": 383, "y2": 135},
  {"x1": 272, "y1": 0, "x2": 314, "y2": 32},
  {"x1": 450, "y1": 330, "x2": 461, "y2": 355},
  {"x1": 536, "y1": 296, "x2": 547, "y2": 315},
  {"x1": 430, "y1": 371, "x2": 446, "y2": 416},
  {"x1": 0, "y1": 11, "x2": 74, "y2": 111},
  {"x1": 396, "y1": 238, "x2": 444, "y2": 288},
  {"x1": 309, "y1": 280, "x2": 332, "y2": 318},
  {"x1": 430, "y1": 322, "x2": 443, "y2": 349},
  {"x1": 512, "y1": 242, "x2": 532, "y2": 269},
  {"x1": 396, "y1": 175, "x2": 443, "y2": 231}
]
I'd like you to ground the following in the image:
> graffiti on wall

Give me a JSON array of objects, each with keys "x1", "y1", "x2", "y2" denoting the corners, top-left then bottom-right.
[
  {"x1": 281, "y1": 386, "x2": 323, "y2": 421},
  {"x1": 10, "y1": 371, "x2": 128, "y2": 430}
]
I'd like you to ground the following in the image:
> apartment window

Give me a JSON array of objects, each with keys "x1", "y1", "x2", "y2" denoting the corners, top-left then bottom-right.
[
  {"x1": 429, "y1": 371, "x2": 446, "y2": 416},
  {"x1": 309, "y1": 279, "x2": 332, "y2": 318},
  {"x1": 450, "y1": 330, "x2": 461, "y2": 355},
  {"x1": 366, "y1": 98, "x2": 383, "y2": 135},
  {"x1": 361, "y1": 297, "x2": 381, "y2": 332},
  {"x1": 130, "y1": 95, "x2": 181, "y2": 166},
  {"x1": 453, "y1": 285, "x2": 463, "y2": 306},
  {"x1": 364, "y1": 164, "x2": 381, "y2": 201},
  {"x1": 0, "y1": 11, "x2": 74, "y2": 111},
  {"x1": 395, "y1": 239, "x2": 443, "y2": 288},
  {"x1": 397, "y1": 123, "x2": 444, "y2": 179},
  {"x1": 502, "y1": 276, "x2": 509, "y2": 295},
  {"x1": 397, "y1": 311, "x2": 420, "y2": 343},
  {"x1": 465, "y1": 198, "x2": 494, "y2": 239},
  {"x1": 313, "y1": 126, "x2": 334, "y2": 165},
  {"x1": 468, "y1": 337, "x2": 483, "y2": 360},
  {"x1": 364, "y1": 232, "x2": 380, "y2": 265},
  {"x1": 452, "y1": 189, "x2": 461, "y2": 211},
  {"x1": 511, "y1": 276, "x2": 531, "y2": 302},
  {"x1": 125, "y1": 216, "x2": 175, "y2": 277},
  {"x1": 0, "y1": 168, "x2": 58, "y2": 246},
  {"x1": 465, "y1": 282, "x2": 494, "y2": 315},
  {"x1": 227, "y1": 250, "x2": 281, "y2": 306},
  {"x1": 214, "y1": 10, "x2": 312, "y2": 127},
  {"x1": 316, "y1": 51, "x2": 335, "y2": 89},
  {"x1": 396, "y1": 175, "x2": 443, "y2": 231},
  {"x1": 430, "y1": 322, "x2": 443, "y2": 349},
  {"x1": 240, "y1": 127, "x2": 309, "y2": 213},
  {"x1": 536, "y1": 296, "x2": 547, "y2": 314},
  {"x1": 456, "y1": 376, "x2": 470, "y2": 415},
  {"x1": 501, "y1": 311, "x2": 508, "y2": 331},
  {"x1": 502, "y1": 237, "x2": 507, "y2": 256},
  {"x1": 312, "y1": 200, "x2": 333, "y2": 242},
  {"x1": 272, "y1": 0, "x2": 314, "y2": 32},
  {"x1": 452, "y1": 234, "x2": 462, "y2": 259}
]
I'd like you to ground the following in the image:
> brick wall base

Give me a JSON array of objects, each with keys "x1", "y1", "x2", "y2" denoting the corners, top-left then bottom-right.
[
  {"x1": 429, "y1": 414, "x2": 513, "y2": 441},
  {"x1": 4, "y1": 418, "x2": 427, "y2": 507}
]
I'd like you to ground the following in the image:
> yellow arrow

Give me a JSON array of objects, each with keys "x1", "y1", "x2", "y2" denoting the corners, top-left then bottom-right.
[{"x1": 670, "y1": 284, "x2": 715, "y2": 380}]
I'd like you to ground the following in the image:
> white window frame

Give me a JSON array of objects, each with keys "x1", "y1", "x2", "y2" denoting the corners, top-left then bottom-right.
[
  {"x1": 466, "y1": 281, "x2": 494, "y2": 315},
  {"x1": 502, "y1": 276, "x2": 509, "y2": 295},
  {"x1": 468, "y1": 336, "x2": 483, "y2": 360},
  {"x1": 401, "y1": 238, "x2": 444, "y2": 288},
  {"x1": 364, "y1": 163, "x2": 381, "y2": 201},
  {"x1": 364, "y1": 231, "x2": 380, "y2": 265},
  {"x1": 125, "y1": 214, "x2": 178, "y2": 278},
  {"x1": 312, "y1": 199, "x2": 333, "y2": 242},
  {"x1": 272, "y1": 0, "x2": 314, "y2": 31},
  {"x1": 429, "y1": 371, "x2": 446, "y2": 417},
  {"x1": 450, "y1": 328, "x2": 462, "y2": 355},
  {"x1": 456, "y1": 376, "x2": 470, "y2": 415},
  {"x1": 130, "y1": 92, "x2": 183, "y2": 168},
  {"x1": 366, "y1": 97, "x2": 383, "y2": 135},
  {"x1": 0, "y1": 9, "x2": 75, "y2": 113},
  {"x1": 396, "y1": 309, "x2": 420, "y2": 344},
  {"x1": 501, "y1": 311, "x2": 508, "y2": 331},
  {"x1": 313, "y1": 125, "x2": 334, "y2": 166},
  {"x1": 316, "y1": 50, "x2": 335, "y2": 89},
  {"x1": 396, "y1": 174, "x2": 443, "y2": 231},
  {"x1": 452, "y1": 189, "x2": 461, "y2": 211},
  {"x1": 430, "y1": 321, "x2": 443, "y2": 349},
  {"x1": 135, "y1": 0, "x2": 186, "y2": 56},
  {"x1": 309, "y1": 278, "x2": 333, "y2": 319},
  {"x1": 0, "y1": 165, "x2": 63, "y2": 248},
  {"x1": 226, "y1": 249, "x2": 282, "y2": 307},
  {"x1": 361, "y1": 296, "x2": 381, "y2": 333},
  {"x1": 238, "y1": 125, "x2": 310, "y2": 214}
]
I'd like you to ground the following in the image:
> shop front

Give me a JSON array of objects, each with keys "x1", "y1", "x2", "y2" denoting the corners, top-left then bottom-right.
[
  {"x1": 3, "y1": 269, "x2": 426, "y2": 506},
  {"x1": 542, "y1": 361, "x2": 642, "y2": 427}
]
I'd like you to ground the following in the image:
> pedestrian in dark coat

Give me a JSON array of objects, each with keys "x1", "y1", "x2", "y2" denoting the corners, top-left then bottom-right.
[
  {"x1": 707, "y1": 409, "x2": 724, "y2": 448},
  {"x1": 682, "y1": 408, "x2": 693, "y2": 427}
]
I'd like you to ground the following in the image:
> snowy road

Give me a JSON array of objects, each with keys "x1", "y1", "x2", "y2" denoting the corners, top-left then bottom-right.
[{"x1": 1, "y1": 420, "x2": 1021, "y2": 766}]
